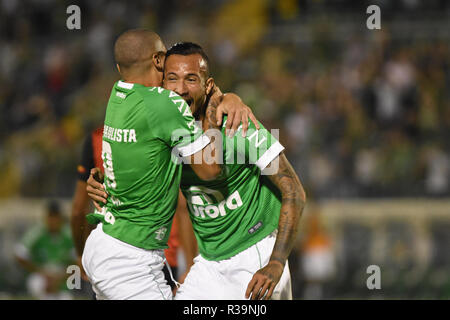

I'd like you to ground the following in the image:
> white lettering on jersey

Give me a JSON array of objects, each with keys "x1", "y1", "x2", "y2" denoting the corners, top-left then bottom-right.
[
  {"x1": 226, "y1": 191, "x2": 243, "y2": 209},
  {"x1": 247, "y1": 130, "x2": 267, "y2": 148},
  {"x1": 205, "y1": 205, "x2": 219, "y2": 218},
  {"x1": 95, "y1": 207, "x2": 116, "y2": 225},
  {"x1": 149, "y1": 87, "x2": 199, "y2": 135},
  {"x1": 102, "y1": 140, "x2": 117, "y2": 190},
  {"x1": 183, "y1": 106, "x2": 193, "y2": 117},
  {"x1": 116, "y1": 129, "x2": 122, "y2": 142},
  {"x1": 189, "y1": 190, "x2": 243, "y2": 219},
  {"x1": 173, "y1": 99, "x2": 186, "y2": 112},
  {"x1": 116, "y1": 92, "x2": 126, "y2": 99},
  {"x1": 187, "y1": 119, "x2": 199, "y2": 134},
  {"x1": 123, "y1": 129, "x2": 129, "y2": 142},
  {"x1": 128, "y1": 129, "x2": 137, "y2": 142},
  {"x1": 103, "y1": 125, "x2": 137, "y2": 143}
]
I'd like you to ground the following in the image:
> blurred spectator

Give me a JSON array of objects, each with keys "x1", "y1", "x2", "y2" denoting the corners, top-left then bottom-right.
[
  {"x1": 298, "y1": 207, "x2": 335, "y2": 300},
  {"x1": 0, "y1": 0, "x2": 449, "y2": 300},
  {"x1": 14, "y1": 200, "x2": 75, "y2": 299},
  {"x1": 0, "y1": 0, "x2": 448, "y2": 199},
  {"x1": 424, "y1": 145, "x2": 449, "y2": 195}
]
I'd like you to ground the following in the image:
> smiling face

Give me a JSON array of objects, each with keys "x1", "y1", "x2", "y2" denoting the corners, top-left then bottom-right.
[{"x1": 163, "y1": 53, "x2": 214, "y2": 118}]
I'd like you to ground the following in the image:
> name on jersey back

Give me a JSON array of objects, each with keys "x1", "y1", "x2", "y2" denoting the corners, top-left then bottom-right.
[{"x1": 103, "y1": 124, "x2": 137, "y2": 143}]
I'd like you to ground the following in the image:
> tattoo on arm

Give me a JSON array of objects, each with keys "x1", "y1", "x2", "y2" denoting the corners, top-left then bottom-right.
[
  {"x1": 201, "y1": 94, "x2": 224, "y2": 175},
  {"x1": 206, "y1": 104, "x2": 218, "y2": 130},
  {"x1": 205, "y1": 85, "x2": 223, "y2": 129},
  {"x1": 267, "y1": 153, "x2": 306, "y2": 267}
]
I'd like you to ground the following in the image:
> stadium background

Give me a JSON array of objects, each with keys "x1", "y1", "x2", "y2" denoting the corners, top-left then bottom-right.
[{"x1": 0, "y1": 0, "x2": 449, "y2": 299}]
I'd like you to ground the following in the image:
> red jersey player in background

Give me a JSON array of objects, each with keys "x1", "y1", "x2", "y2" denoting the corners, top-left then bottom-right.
[{"x1": 71, "y1": 127, "x2": 197, "y2": 292}]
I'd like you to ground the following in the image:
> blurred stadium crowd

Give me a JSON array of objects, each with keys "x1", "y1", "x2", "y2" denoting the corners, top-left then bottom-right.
[
  {"x1": 0, "y1": 0, "x2": 449, "y2": 299},
  {"x1": 0, "y1": 0, "x2": 449, "y2": 199}
]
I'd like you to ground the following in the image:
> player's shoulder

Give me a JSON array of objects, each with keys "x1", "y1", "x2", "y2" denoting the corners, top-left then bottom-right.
[
  {"x1": 22, "y1": 224, "x2": 46, "y2": 244},
  {"x1": 113, "y1": 82, "x2": 172, "y2": 104},
  {"x1": 140, "y1": 87, "x2": 189, "y2": 116},
  {"x1": 136, "y1": 86, "x2": 179, "y2": 101}
]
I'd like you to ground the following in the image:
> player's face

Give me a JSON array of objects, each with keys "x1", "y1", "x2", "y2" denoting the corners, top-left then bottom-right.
[
  {"x1": 163, "y1": 54, "x2": 212, "y2": 117},
  {"x1": 46, "y1": 214, "x2": 63, "y2": 233}
]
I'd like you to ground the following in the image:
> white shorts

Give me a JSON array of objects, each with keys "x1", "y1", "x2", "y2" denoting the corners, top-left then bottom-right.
[
  {"x1": 175, "y1": 231, "x2": 292, "y2": 300},
  {"x1": 82, "y1": 224, "x2": 172, "y2": 300}
]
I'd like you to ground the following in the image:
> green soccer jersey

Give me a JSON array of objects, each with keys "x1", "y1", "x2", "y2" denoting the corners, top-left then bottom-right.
[
  {"x1": 90, "y1": 81, "x2": 209, "y2": 250},
  {"x1": 180, "y1": 118, "x2": 285, "y2": 260},
  {"x1": 16, "y1": 225, "x2": 74, "y2": 269}
]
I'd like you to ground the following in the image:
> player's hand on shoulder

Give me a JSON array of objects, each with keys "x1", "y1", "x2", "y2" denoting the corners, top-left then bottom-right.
[{"x1": 212, "y1": 86, "x2": 260, "y2": 137}]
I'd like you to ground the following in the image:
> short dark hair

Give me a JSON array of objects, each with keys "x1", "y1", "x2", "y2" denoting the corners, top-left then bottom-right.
[
  {"x1": 165, "y1": 42, "x2": 211, "y2": 77},
  {"x1": 114, "y1": 29, "x2": 165, "y2": 77},
  {"x1": 47, "y1": 200, "x2": 61, "y2": 216}
]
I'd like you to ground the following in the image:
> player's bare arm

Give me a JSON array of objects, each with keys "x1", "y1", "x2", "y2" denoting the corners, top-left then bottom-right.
[
  {"x1": 71, "y1": 180, "x2": 94, "y2": 281},
  {"x1": 71, "y1": 180, "x2": 95, "y2": 254},
  {"x1": 184, "y1": 81, "x2": 224, "y2": 181},
  {"x1": 184, "y1": 87, "x2": 259, "y2": 178},
  {"x1": 186, "y1": 137, "x2": 223, "y2": 181},
  {"x1": 245, "y1": 153, "x2": 306, "y2": 300},
  {"x1": 175, "y1": 191, "x2": 198, "y2": 284}
]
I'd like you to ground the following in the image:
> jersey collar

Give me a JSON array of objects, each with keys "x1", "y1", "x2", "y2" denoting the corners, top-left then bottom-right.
[{"x1": 117, "y1": 80, "x2": 134, "y2": 90}]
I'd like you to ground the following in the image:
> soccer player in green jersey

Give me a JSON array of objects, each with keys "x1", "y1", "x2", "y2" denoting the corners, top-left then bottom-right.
[
  {"x1": 87, "y1": 42, "x2": 306, "y2": 300},
  {"x1": 14, "y1": 201, "x2": 75, "y2": 300},
  {"x1": 80, "y1": 29, "x2": 258, "y2": 300}
]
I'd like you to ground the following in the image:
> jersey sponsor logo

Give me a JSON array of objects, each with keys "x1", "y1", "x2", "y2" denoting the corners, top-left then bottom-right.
[
  {"x1": 248, "y1": 221, "x2": 263, "y2": 234},
  {"x1": 187, "y1": 188, "x2": 243, "y2": 219},
  {"x1": 155, "y1": 227, "x2": 167, "y2": 241},
  {"x1": 103, "y1": 125, "x2": 137, "y2": 143},
  {"x1": 116, "y1": 92, "x2": 126, "y2": 99}
]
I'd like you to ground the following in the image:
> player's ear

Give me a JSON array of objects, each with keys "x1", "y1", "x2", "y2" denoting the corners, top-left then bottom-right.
[
  {"x1": 205, "y1": 77, "x2": 215, "y2": 96},
  {"x1": 153, "y1": 51, "x2": 165, "y2": 72}
]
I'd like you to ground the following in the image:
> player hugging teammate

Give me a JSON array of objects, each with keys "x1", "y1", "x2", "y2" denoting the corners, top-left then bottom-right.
[{"x1": 85, "y1": 37, "x2": 306, "y2": 300}]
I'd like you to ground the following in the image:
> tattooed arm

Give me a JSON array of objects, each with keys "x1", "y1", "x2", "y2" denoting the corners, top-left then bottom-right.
[{"x1": 245, "y1": 152, "x2": 306, "y2": 300}]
